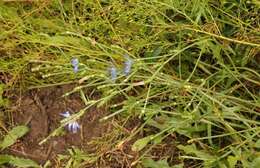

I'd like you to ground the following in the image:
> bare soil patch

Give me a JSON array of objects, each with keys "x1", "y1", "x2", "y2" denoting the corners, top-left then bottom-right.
[{"x1": 6, "y1": 85, "x2": 111, "y2": 165}]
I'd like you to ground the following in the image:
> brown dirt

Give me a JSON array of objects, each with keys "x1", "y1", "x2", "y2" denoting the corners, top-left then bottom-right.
[
  {"x1": 2, "y1": 84, "x2": 184, "y2": 168},
  {"x1": 6, "y1": 85, "x2": 112, "y2": 166}
]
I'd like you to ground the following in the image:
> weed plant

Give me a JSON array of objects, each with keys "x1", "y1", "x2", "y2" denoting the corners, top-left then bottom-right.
[{"x1": 0, "y1": 0, "x2": 260, "y2": 167}]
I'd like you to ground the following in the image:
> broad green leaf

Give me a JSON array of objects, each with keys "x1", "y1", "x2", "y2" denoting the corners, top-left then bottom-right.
[
  {"x1": 146, "y1": 119, "x2": 167, "y2": 130},
  {"x1": 177, "y1": 144, "x2": 216, "y2": 160},
  {"x1": 0, "y1": 155, "x2": 39, "y2": 168},
  {"x1": 153, "y1": 134, "x2": 163, "y2": 144},
  {"x1": 142, "y1": 158, "x2": 171, "y2": 168},
  {"x1": 227, "y1": 155, "x2": 238, "y2": 168},
  {"x1": 208, "y1": 41, "x2": 223, "y2": 64},
  {"x1": 10, "y1": 156, "x2": 39, "y2": 168},
  {"x1": 0, "y1": 155, "x2": 11, "y2": 164},
  {"x1": 152, "y1": 47, "x2": 162, "y2": 58},
  {"x1": 0, "y1": 125, "x2": 29, "y2": 150},
  {"x1": 132, "y1": 135, "x2": 153, "y2": 152}
]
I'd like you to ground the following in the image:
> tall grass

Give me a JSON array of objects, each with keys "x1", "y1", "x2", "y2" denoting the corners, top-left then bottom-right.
[{"x1": 1, "y1": 0, "x2": 260, "y2": 167}]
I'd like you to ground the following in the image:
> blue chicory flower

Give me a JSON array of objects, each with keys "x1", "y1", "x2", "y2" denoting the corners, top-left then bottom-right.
[
  {"x1": 60, "y1": 111, "x2": 80, "y2": 133},
  {"x1": 110, "y1": 65, "x2": 117, "y2": 81},
  {"x1": 123, "y1": 55, "x2": 133, "y2": 75},
  {"x1": 71, "y1": 58, "x2": 79, "y2": 73},
  {"x1": 73, "y1": 66, "x2": 78, "y2": 73}
]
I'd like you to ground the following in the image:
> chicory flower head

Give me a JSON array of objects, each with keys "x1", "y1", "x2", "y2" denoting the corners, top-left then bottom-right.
[
  {"x1": 60, "y1": 111, "x2": 80, "y2": 133},
  {"x1": 123, "y1": 55, "x2": 133, "y2": 76},
  {"x1": 110, "y1": 65, "x2": 117, "y2": 81},
  {"x1": 71, "y1": 58, "x2": 79, "y2": 73}
]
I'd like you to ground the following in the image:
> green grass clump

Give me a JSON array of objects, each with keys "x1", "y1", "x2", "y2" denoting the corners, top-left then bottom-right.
[{"x1": 0, "y1": 0, "x2": 260, "y2": 167}]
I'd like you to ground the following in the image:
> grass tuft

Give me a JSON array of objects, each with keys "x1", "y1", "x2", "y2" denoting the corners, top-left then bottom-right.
[{"x1": 0, "y1": 0, "x2": 260, "y2": 167}]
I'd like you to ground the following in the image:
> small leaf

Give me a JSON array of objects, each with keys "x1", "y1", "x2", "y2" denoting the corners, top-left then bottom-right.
[
  {"x1": 252, "y1": 0, "x2": 260, "y2": 7},
  {"x1": 0, "y1": 125, "x2": 29, "y2": 150},
  {"x1": 251, "y1": 157, "x2": 260, "y2": 168},
  {"x1": 132, "y1": 135, "x2": 153, "y2": 152},
  {"x1": 254, "y1": 139, "x2": 260, "y2": 148},
  {"x1": 227, "y1": 155, "x2": 238, "y2": 168},
  {"x1": 0, "y1": 155, "x2": 11, "y2": 164},
  {"x1": 142, "y1": 158, "x2": 171, "y2": 168},
  {"x1": 172, "y1": 164, "x2": 184, "y2": 168},
  {"x1": 177, "y1": 144, "x2": 216, "y2": 160},
  {"x1": 10, "y1": 156, "x2": 39, "y2": 168},
  {"x1": 0, "y1": 155, "x2": 39, "y2": 167},
  {"x1": 153, "y1": 134, "x2": 163, "y2": 145}
]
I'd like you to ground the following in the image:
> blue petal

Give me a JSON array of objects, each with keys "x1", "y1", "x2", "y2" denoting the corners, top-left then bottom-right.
[
  {"x1": 123, "y1": 55, "x2": 133, "y2": 75},
  {"x1": 110, "y1": 66, "x2": 117, "y2": 81},
  {"x1": 71, "y1": 123, "x2": 76, "y2": 133},
  {"x1": 60, "y1": 110, "x2": 80, "y2": 133},
  {"x1": 76, "y1": 122, "x2": 80, "y2": 129},
  {"x1": 71, "y1": 58, "x2": 79, "y2": 73},
  {"x1": 71, "y1": 122, "x2": 80, "y2": 133},
  {"x1": 68, "y1": 123, "x2": 73, "y2": 132},
  {"x1": 71, "y1": 58, "x2": 79, "y2": 66},
  {"x1": 73, "y1": 66, "x2": 79, "y2": 73},
  {"x1": 60, "y1": 111, "x2": 70, "y2": 118}
]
